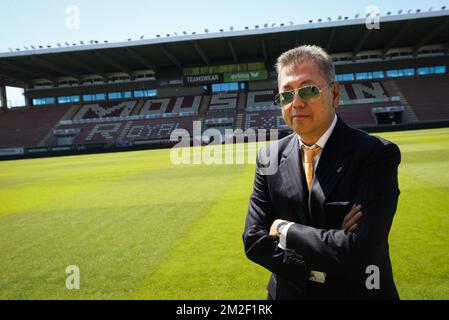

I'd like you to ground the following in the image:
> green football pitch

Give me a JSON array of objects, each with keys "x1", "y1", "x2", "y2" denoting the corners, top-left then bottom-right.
[{"x1": 0, "y1": 127, "x2": 448, "y2": 299}]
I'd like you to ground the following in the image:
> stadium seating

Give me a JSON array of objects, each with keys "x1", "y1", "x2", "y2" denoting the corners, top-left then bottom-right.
[
  {"x1": 244, "y1": 109, "x2": 287, "y2": 131},
  {"x1": 0, "y1": 105, "x2": 71, "y2": 148},
  {"x1": 338, "y1": 81, "x2": 401, "y2": 126},
  {"x1": 340, "y1": 81, "x2": 390, "y2": 101},
  {"x1": 123, "y1": 116, "x2": 199, "y2": 141},
  {"x1": 1, "y1": 75, "x2": 447, "y2": 151},
  {"x1": 139, "y1": 95, "x2": 202, "y2": 115},
  {"x1": 71, "y1": 95, "x2": 202, "y2": 122},
  {"x1": 56, "y1": 115, "x2": 200, "y2": 144},
  {"x1": 242, "y1": 83, "x2": 394, "y2": 129},
  {"x1": 207, "y1": 92, "x2": 239, "y2": 112},
  {"x1": 73, "y1": 101, "x2": 137, "y2": 120},
  {"x1": 337, "y1": 101, "x2": 401, "y2": 126},
  {"x1": 243, "y1": 90, "x2": 282, "y2": 131},
  {"x1": 204, "y1": 112, "x2": 235, "y2": 121},
  {"x1": 395, "y1": 76, "x2": 449, "y2": 121},
  {"x1": 246, "y1": 89, "x2": 278, "y2": 110}
]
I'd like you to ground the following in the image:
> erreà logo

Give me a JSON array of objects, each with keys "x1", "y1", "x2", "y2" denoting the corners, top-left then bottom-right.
[
  {"x1": 231, "y1": 72, "x2": 250, "y2": 81},
  {"x1": 250, "y1": 72, "x2": 260, "y2": 78}
]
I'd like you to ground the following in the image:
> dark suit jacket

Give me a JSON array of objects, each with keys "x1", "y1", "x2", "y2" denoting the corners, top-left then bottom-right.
[{"x1": 243, "y1": 116, "x2": 401, "y2": 300}]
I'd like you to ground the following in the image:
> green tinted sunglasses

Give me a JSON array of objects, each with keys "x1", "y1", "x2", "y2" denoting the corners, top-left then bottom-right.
[{"x1": 275, "y1": 82, "x2": 334, "y2": 107}]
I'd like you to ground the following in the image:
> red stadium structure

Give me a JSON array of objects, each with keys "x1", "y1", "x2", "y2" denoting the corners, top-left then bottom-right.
[{"x1": 0, "y1": 8, "x2": 448, "y2": 158}]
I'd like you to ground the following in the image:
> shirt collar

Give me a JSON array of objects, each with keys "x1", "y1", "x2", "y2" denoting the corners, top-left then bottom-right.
[{"x1": 297, "y1": 114, "x2": 337, "y2": 150}]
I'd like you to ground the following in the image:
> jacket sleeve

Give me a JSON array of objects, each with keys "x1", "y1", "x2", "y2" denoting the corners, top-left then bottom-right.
[
  {"x1": 242, "y1": 147, "x2": 310, "y2": 287},
  {"x1": 285, "y1": 142, "x2": 401, "y2": 274}
]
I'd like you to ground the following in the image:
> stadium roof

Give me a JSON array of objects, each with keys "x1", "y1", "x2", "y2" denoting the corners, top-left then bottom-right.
[{"x1": 0, "y1": 9, "x2": 449, "y2": 87}]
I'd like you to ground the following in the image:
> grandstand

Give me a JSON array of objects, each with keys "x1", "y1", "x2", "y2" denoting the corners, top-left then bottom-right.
[{"x1": 0, "y1": 8, "x2": 448, "y2": 157}]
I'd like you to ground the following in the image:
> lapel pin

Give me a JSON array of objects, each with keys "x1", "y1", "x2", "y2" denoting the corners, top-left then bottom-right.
[{"x1": 337, "y1": 166, "x2": 342, "y2": 173}]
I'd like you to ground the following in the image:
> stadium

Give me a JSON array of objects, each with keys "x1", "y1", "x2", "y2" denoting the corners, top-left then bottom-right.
[{"x1": 0, "y1": 5, "x2": 448, "y2": 300}]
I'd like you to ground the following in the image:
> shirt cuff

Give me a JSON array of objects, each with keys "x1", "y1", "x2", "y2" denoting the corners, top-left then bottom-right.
[{"x1": 277, "y1": 222, "x2": 295, "y2": 250}]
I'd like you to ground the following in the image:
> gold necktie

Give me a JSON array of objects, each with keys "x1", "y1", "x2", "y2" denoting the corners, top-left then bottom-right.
[{"x1": 301, "y1": 144, "x2": 322, "y2": 192}]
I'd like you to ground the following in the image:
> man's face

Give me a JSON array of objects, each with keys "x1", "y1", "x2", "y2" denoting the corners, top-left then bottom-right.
[{"x1": 278, "y1": 60, "x2": 340, "y2": 139}]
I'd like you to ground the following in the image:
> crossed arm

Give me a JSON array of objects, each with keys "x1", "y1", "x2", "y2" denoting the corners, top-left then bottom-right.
[
  {"x1": 243, "y1": 143, "x2": 401, "y2": 279},
  {"x1": 269, "y1": 203, "x2": 363, "y2": 238}
]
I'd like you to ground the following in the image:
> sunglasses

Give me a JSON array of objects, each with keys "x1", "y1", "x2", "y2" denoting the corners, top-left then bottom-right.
[{"x1": 275, "y1": 82, "x2": 334, "y2": 107}]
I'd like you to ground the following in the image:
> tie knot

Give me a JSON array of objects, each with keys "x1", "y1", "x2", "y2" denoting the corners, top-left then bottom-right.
[{"x1": 302, "y1": 144, "x2": 322, "y2": 163}]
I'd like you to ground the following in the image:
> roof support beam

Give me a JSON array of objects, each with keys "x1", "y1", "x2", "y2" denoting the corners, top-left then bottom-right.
[
  {"x1": 325, "y1": 28, "x2": 336, "y2": 52},
  {"x1": 160, "y1": 46, "x2": 183, "y2": 70},
  {"x1": 0, "y1": 72, "x2": 29, "y2": 88},
  {"x1": 382, "y1": 20, "x2": 413, "y2": 56},
  {"x1": 193, "y1": 42, "x2": 210, "y2": 66},
  {"x1": 0, "y1": 85, "x2": 7, "y2": 109},
  {"x1": 92, "y1": 50, "x2": 132, "y2": 75},
  {"x1": 63, "y1": 54, "x2": 107, "y2": 79},
  {"x1": 227, "y1": 40, "x2": 239, "y2": 63},
  {"x1": 413, "y1": 18, "x2": 449, "y2": 54},
  {"x1": 444, "y1": 42, "x2": 449, "y2": 54},
  {"x1": 0, "y1": 61, "x2": 56, "y2": 83},
  {"x1": 352, "y1": 29, "x2": 372, "y2": 59},
  {"x1": 295, "y1": 32, "x2": 301, "y2": 47},
  {"x1": 30, "y1": 56, "x2": 81, "y2": 81},
  {"x1": 125, "y1": 48, "x2": 158, "y2": 72},
  {"x1": 260, "y1": 38, "x2": 269, "y2": 65}
]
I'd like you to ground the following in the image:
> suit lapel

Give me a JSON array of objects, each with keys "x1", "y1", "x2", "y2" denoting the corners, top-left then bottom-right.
[
  {"x1": 279, "y1": 135, "x2": 310, "y2": 224},
  {"x1": 310, "y1": 117, "x2": 355, "y2": 227}
]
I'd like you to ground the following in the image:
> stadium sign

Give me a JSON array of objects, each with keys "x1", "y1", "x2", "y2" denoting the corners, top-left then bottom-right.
[
  {"x1": 50, "y1": 146, "x2": 73, "y2": 152},
  {"x1": 0, "y1": 148, "x2": 24, "y2": 156},
  {"x1": 25, "y1": 147, "x2": 50, "y2": 154},
  {"x1": 157, "y1": 79, "x2": 183, "y2": 87},
  {"x1": 183, "y1": 74, "x2": 223, "y2": 86},
  {"x1": 224, "y1": 70, "x2": 267, "y2": 82},
  {"x1": 75, "y1": 143, "x2": 107, "y2": 150}
]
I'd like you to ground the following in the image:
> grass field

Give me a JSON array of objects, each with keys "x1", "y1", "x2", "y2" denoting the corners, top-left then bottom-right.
[{"x1": 0, "y1": 127, "x2": 448, "y2": 300}]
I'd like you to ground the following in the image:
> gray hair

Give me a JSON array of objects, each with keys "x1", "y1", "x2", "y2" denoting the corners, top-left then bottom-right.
[{"x1": 275, "y1": 45, "x2": 336, "y2": 84}]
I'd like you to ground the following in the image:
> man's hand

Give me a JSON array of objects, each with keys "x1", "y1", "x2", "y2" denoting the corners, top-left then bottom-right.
[
  {"x1": 342, "y1": 204, "x2": 363, "y2": 231},
  {"x1": 269, "y1": 219, "x2": 289, "y2": 239}
]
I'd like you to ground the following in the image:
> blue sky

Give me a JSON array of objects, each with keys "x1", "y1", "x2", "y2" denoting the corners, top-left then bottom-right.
[{"x1": 0, "y1": 0, "x2": 447, "y2": 105}]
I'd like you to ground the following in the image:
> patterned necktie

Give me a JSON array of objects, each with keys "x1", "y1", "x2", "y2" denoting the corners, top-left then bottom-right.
[{"x1": 301, "y1": 144, "x2": 322, "y2": 192}]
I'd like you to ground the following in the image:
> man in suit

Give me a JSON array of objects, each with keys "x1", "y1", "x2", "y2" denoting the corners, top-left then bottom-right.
[{"x1": 243, "y1": 45, "x2": 401, "y2": 300}]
